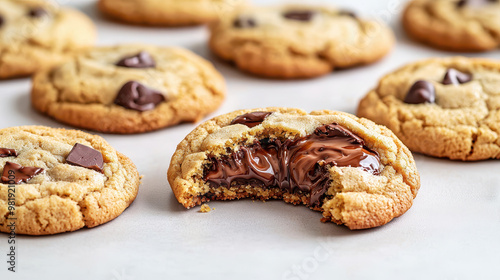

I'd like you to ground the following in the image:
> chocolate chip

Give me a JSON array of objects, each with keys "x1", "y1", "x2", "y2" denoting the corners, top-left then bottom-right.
[
  {"x1": 1, "y1": 162, "x2": 44, "y2": 184},
  {"x1": 404, "y1": 80, "x2": 436, "y2": 104},
  {"x1": 66, "y1": 143, "x2": 104, "y2": 173},
  {"x1": 0, "y1": 148, "x2": 18, "y2": 157},
  {"x1": 66, "y1": 144, "x2": 103, "y2": 172},
  {"x1": 442, "y1": 68, "x2": 472, "y2": 85},
  {"x1": 233, "y1": 17, "x2": 256, "y2": 28},
  {"x1": 114, "y1": 81, "x2": 166, "y2": 112},
  {"x1": 283, "y1": 10, "x2": 317, "y2": 21},
  {"x1": 314, "y1": 123, "x2": 351, "y2": 138},
  {"x1": 28, "y1": 7, "x2": 48, "y2": 18},
  {"x1": 116, "y1": 51, "x2": 156, "y2": 69},
  {"x1": 0, "y1": 15, "x2": 4, "y2": 27},
  {"x1": 230, "y1": 112, "x2": 272, "y2": 128},
  {"x1": 457, "y1": 0, "x2": 498, "y2": 7},
  {"x1": 338, "y1": 10, "x2": 357, "y2": 18}
]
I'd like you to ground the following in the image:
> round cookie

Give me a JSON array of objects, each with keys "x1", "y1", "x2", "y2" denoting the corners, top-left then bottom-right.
[
  {"x1": 403, "y1": 0, "x2": 500, "y2": 52},
  {"x1": 168, "y1": 108, "x2": 420, "y2": 230},
  {"x1": 98, "y1": 0, "x2": 246, "y2": 26},
  {"x1": 0, "y1": 126, "x2": 140, "y2": 235},
  {"x1": 31, "y1": 44, "x2": 226, "y2": 134},
  {"x1": 357, "y1": 57, "x2": 500, "y2": 161},
  {"x1": 0, "y1": 0, "x2": 96, "y2": 79},
  {"x1": 209, "y1": 5, "x2": 395, "y2": 79}
]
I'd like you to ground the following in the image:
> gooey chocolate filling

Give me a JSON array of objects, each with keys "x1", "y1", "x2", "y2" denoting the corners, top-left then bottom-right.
[{"x1": 203, "y1": 120, "x2": 381, "y2": 206}]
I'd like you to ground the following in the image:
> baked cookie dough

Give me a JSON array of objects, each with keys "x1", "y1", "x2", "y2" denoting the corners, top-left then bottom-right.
[
  {"x1": 168, "y1": 108, "x2": 420, "y2": 230},
  {"x1": 403, "y1": 0, "x2": 500, "y2": 52},
  {"x1": 209, "y1": 5, "x2": 395, "y2": 79},
  {"x1": 0, "y1": 126, "x2": 140, "y2": 235},
  {"x1": 0, "y1": 0, "x2": 96, "y2": 79},
  {"x1": 357, "y1": 57, "x2": 500, "y2": 161},
  {"x1": 98, "y1": 0, "x2": 246, "y2": 26},
  {"x1": 31, "y1": 44, "x2": 226, "y2": 134}
]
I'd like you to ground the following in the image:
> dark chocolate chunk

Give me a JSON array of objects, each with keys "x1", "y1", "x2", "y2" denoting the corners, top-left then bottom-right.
[
  {"x1": 28, "y1": 7, "x2": 48, "y2": 18},
  {"x1": 116, "y1": 51, "x2": 156, "y2": 69},
  {"x1": 442, "y1": 68, "x2": 472, "y2": 85},
  {"x1": 404, "y1": 80, "x2": 436, "y2": 104},
  {"x1": 457, "y1": 0, "x2": 498, "y2": 7},
  {"x1": 338, "y1": 10, "x2": 357, "y2": 18},
  {"x1": 233, "y1": 17, "x2": 257, "y2": 28},
  {"x1": 1, "y1": 162, "x2": 44, "y2": 184},
  {"x1": 230, "y1": 112, "x2": 272, "y2": 128},
  {"x1": 114, "y1": 81, "x2": 166, "y2": 112},
  {"x1": 0, "y1": 148, "x2": 17, "y2": 158},
  {"x1": 0, "y1": 15, "x2": 4, "y2": 27},
  {"x1": 204, "y1": 123, "x2": 381, "y2": 206},
  {"x1": 66, "y1": 143, "x2": 104, "y2": 173},
  {"x1": 283, "y1": 10, "x2": 317, "y2": 21}
]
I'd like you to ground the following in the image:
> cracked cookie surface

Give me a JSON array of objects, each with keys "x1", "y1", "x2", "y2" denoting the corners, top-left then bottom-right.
[
  {"x1": 168, "y1": 108, "x2": 420, "y2": 230},
  {"x1": 0, "y1": 126, "x2": 140, "y2": 235},
  {"x1": 98, "y1": 0, "x2": 246, "y2": 26},
  {"x1": 209, "y1": 5, "x2": 394, "y2": 79},
  {"x1": 31, "y1": 44, "x2": 226, "y2": 134},
  {"x1": 0, "y1": 0, "x2": 96, "y2": 79},
  {"x1": 357, "y1": 57, "x2": 500, "y2": 161},
  {"x1": 403, "y1": 0, "x2": 500, "y2": 52}
]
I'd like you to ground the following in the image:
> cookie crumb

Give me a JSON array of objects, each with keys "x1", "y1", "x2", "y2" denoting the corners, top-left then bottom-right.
[{"x1": 199, "y1": 204, "x2": 211, "y2": 213}]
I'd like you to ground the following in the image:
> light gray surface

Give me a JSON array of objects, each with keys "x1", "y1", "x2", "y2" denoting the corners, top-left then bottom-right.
[{"x1": 2, "y1": 0, "x2": 500, "y2": 279}]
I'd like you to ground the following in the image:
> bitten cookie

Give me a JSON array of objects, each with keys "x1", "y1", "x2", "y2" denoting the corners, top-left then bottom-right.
[
  {"x1": 31, "y1": 44, "x2": 226, "y2": 134},
  {"x1": 168, "y1": 108, "x2": 420, "y2": 230},
  {"x1": 98, "y1": 0, "x2": 246, "y2": 26},
  {"x1": 209, "y1": 5, "x2": 395, "y2": 79},
  {"x1": 0, "y1": 0, "x2": 96, "y2": 79},
  {"x1": 0, "y1": 126, "x2": 140, "y2": 235},
  {"x1": 403, "y1": 0, "x2": 500, "y2": 52},
  {"x1": 357, "y1": 57, "x2": 500, "y2": 161}
]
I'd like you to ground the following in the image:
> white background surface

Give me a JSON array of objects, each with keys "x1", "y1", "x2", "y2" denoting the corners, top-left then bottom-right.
[{"x1": 2, "y1": 0, "x2": 500, "y2": 279}]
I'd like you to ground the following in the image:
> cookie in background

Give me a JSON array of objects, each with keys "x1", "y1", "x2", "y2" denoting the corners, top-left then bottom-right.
[
  {"x1": 357, "y1": 57, "x2": 500, "y2": 161},
  {"x1": 0, "y1": 0, "x2": 96, "y2": 79},
  {"x1": 209, "y1": 5, "x2": 395, "y2": 79},
  {"x1": 98, "y1": 0, "x2": 247, "y2": 26},
  {"x1": 403, "y1": 0, "x2": 500, "y2": 52},
  {"x1": 31, "y1": 44, "x2": 226, "y2": 134}
]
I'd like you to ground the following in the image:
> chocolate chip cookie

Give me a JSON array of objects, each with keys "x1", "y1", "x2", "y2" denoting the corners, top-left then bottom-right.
[
  {"x1": 209, "y1": 5, "x2": 395, "y2": 79},
  {"x1": 98, "y1": 0, "x2": 246, "y2": 26},
  {"x1": 0, "y1": 0, "x2": 96, "y2": 79},
  {"x1": 403, "y1": 0, "x2": 500, "y2": 52},
  {"x1": 31, "y1": 44, "x2": 226, "y2": 134},
  {"x1": 168, "y1": 108, "x2": 420, "y2": 230},
  {"x1": 357, "y1": 57, "x2": 500, "y2": 161},
  {"x1": 0, "y1": 126, "x2": 140, "y2": 235}
]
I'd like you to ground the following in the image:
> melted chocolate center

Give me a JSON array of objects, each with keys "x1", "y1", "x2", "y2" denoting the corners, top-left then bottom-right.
[{"x1": 203, "y1": 123, "x2": 381, "y2": 206}]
